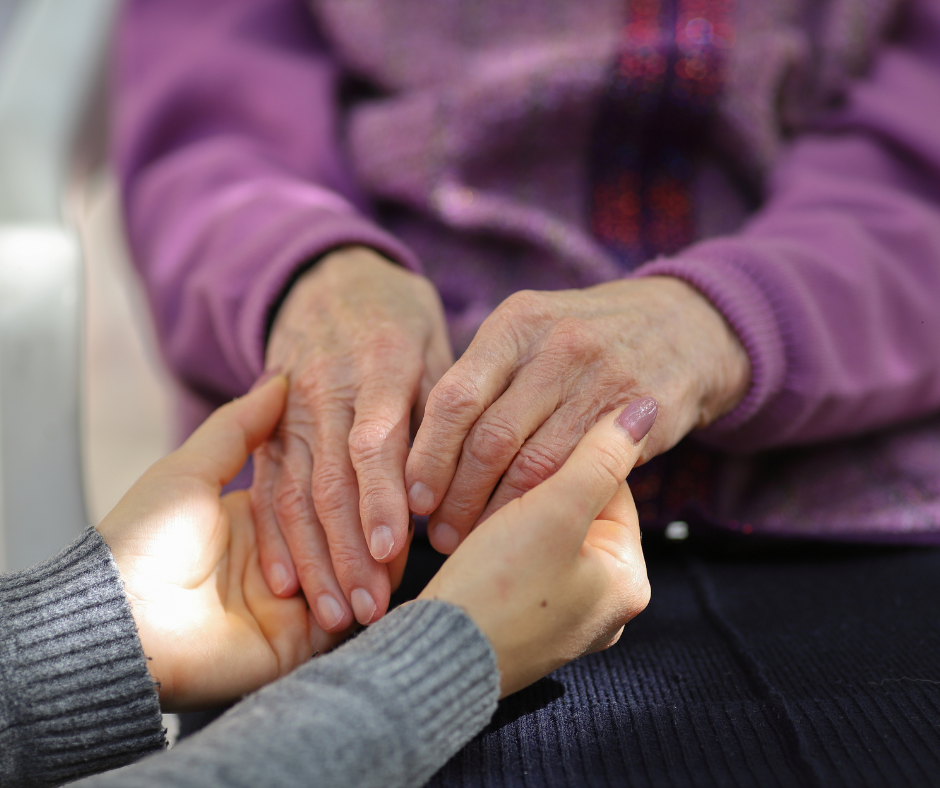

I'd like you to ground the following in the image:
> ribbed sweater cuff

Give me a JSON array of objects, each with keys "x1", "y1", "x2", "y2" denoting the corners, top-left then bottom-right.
[
  {"x1": 318, "y1": 599, "x2": 500, "y2": 786},
  {"x1": 632, "y1": 251, "x2": 788, "y2": 448},
  {"x1": 0, "y1": 528, "x2": 165, "y2": 786}
]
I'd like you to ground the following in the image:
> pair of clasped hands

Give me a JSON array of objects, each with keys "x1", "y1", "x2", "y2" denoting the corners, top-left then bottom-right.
[{"x1": 99, "y1": 245, "x2": 749, "y2": 711}]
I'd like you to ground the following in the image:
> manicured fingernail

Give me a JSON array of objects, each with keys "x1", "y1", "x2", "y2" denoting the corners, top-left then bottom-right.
[
  {"x1": 430, "y1": 523, "x2": 459, "y2": 554},
  {"x1": 408, "y1": 482, "x2": 435, "y2": 514},
  {"x1": 316, "y1": 594, "x2": 345, "y2": 630},
  {"x1": 617, "y1": 397, "x2": 658, "y2": 442},
  {"x1": 268, "y1": 562, "x2": 292, "y2": 595},
  {"x1": 250, "y1": 367, "x2": 281, "y2": 392},
  {"x1": 351, "y1": 588, "x2": 377, "y2": 624},
  {"x1": 370, "y1": 526, "x2": 395, "y2": 560}
]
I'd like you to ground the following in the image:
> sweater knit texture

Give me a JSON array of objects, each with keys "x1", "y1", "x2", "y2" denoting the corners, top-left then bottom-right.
[
  {"x1": 0, "y1": 529, "x2": 165, "y2": 787},
  {"x1": 0, "y1": 530, "x2": 499, "y2": 787},
  {"x1": 73, "y1": 600, "x2": 499, "y2": 788}
]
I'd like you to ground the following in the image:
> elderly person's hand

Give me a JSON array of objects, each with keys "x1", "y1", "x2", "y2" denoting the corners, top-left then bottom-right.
[
  {"x1": 406, "y1": 276, "x2": 750, "y2": 554},
  {"x1": 420, "y1": 397, "x2": 657, "y2": 696},
  {"x1": 252, "y1": 246, "x2": 452, "y2": 629},
  {"x1": 98, "y1": 376, "x2": 406, "y2": 712}
]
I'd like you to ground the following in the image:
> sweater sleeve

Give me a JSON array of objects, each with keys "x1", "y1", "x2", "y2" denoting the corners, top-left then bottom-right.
[
  {"x1": 0, "y1": 529, "x2": 165, "y2": 787},
  {"x1": 112, "y1": 0, "x2": 422, "y2": 402},
  {"x1": 634, "y1": 0, "x2": 940, "y2": 452},
  {"x1": 73, "y1": 600, "x2": 500, "y2": 788}
]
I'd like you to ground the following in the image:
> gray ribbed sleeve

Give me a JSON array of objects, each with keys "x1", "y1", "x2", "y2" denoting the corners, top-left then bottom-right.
[
  {"x1": 0, "y1": 528, "x2": 165, "y2": 787},
  {"x1": 76, "y1": 600, "x2": 500, "y2": 788}
]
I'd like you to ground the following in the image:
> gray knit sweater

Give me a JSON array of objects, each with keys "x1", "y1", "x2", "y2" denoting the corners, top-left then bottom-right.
[{"x1": 0, "y1": 529, "x2": 500, "y2": 787}]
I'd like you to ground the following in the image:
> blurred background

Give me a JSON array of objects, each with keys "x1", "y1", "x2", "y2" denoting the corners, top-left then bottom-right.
[{"x1": 0, "y1": 0, "x2": 174, "y2": 566}]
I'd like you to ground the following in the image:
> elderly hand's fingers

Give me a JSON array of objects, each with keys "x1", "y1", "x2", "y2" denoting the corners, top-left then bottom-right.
[
  {"x1": 174, "y1": 375, "x2": 288, "y2": 487},
  {"x1": 228, "y1": 491, "x2": 316, "y2": 675},
  {"x1": 405, "y1": 318, "x2": 521, "y2": 517},
  {"x1": 411, "y1": 315, "x2": 456, "y2": 432},
  {"x1": 474, "y1": 400, "x2": 596, "y2": 526},
  {"x1": 425, "y1": 367, "x2": 561, "y2": 553},
  {"x1": 252, "y1": 442, "x2": 300, "y2": 598},
  {"x1": 312, "y1": 407, "x2": 392, "y2": 626},
  {"x1": 387, "y1": 517, "x2": 415, "y2": 592},
  {"x1": 267, "y1": 430, "x2": 355, "y2": 632},
  {"x1": 518, "y1": 398, "x2": 657, "y2": 552},
  {"x1": 349, "y1": 354, "x2": 422, "y2": 564}
]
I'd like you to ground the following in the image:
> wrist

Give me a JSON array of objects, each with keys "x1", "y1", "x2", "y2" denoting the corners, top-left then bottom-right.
[
  {"x1": 660, "y1": 276, "x2": 751, "y2": 425},
  {"x1": 641, "y1": 276, "x2": 751, "y2": 428}
]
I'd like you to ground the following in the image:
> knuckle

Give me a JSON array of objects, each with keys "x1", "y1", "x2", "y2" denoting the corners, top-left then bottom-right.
[
  {"x1": 348, "y1": 417, "x2": 397, "y2": 465},
  {"x1": 545, "y1": 317, "x2": 593, "y2": 358},
  {"x1": 312, "y1": 466, "x2": 355, "y2": 522},
  {"x1": 273, "y1": 477, "x2": 311, "y2": 529},
  {"x1": 426, "y1": 376, "x2": 480, "y2": 421},
  {"x1": 327, "y1": 542, "x2": 370, "y2": 580},
  {"x1": 507, "y1": 443, "x2": 564, "y2": 493},
  {"x1": 465, "y1": 416, "x2": 521, "y2": 466},
  {"x1": 501, "y1": 289, "x2": 542, "y2": 315},
  {"x1": 364, "y1": 332, "x2": 415, "y2": 367}
]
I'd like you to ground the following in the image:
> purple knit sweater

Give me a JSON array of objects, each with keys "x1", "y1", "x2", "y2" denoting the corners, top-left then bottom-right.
[{"x1": 112, "y1": 0, "x2": 940, "y2": 543}]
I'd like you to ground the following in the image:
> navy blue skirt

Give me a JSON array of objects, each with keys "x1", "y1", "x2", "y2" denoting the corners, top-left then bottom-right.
[
  {"x1": 181, "y1": 530, "x2": 940, "y2": 787},
  {"x1": 422, "y1": 528, "x2": 940, "y2": 788}
]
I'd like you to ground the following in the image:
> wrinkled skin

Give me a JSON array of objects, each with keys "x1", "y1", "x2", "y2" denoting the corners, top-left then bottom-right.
[
  {"x1": 406, "y1": 276, "x2": 750, "y2": 553},
  {"x1": 253, "y1": 247, "x2": 451, "y2": 629},
  {"x1": 419, "y1": 403, "x2": 654, "y2": 697},
  {"x1": 253, "y1": 245, "x2": 750, "y2": 619}
]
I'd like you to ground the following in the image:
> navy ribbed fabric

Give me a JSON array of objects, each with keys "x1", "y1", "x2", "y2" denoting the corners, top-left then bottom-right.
[{"x1": 425, "y1": 530, "x2": 940, "y2": 788}]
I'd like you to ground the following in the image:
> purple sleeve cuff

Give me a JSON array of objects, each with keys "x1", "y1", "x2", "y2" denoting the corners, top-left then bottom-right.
[{"x1": 631, "y1": 248, "x2": 790, "y2": 451}]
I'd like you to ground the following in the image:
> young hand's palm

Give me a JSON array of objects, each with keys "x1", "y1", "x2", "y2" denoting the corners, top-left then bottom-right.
[{"x1": 99, "y1": 378, "x2": 341, "y2": 712}]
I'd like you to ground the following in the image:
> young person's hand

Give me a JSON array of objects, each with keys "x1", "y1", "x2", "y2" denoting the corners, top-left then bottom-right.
[
  {"x1": 98, "y1": 376, "x2": 408, "y2": 712},
  {"x1": 253, "y1": 246, "x2": 451, "y2": 630},
  {"x1": 419, "y1": 397, "x2": 658, "y2": 697}
]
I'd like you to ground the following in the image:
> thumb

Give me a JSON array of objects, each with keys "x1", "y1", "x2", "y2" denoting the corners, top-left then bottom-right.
[
  {"x1": 175, "y1": 374, "x2": 289, "y2": 488},
  {"x1": 521, "y1": 397, "x2": 657, "y2": 550}
]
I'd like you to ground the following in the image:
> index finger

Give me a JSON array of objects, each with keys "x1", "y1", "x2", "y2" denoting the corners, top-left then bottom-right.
[
  {"x1": 405, "y1": 318, "x2": 519, "y2": 515},
  {"x1": 524, "y1": 397, "x2": 657, "y2": 547}
]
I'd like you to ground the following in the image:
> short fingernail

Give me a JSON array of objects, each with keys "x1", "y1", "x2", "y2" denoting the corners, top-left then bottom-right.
[
  {"x1": 408, "y1": 482, "x2": 435, "y2": 514},
  {"x1": 351, "y1": 588, "x2": 377, "y2": 625},
  {"x1": 317, "y1": 594, "x2": 345, "y2": 630},
  {"x1": 617, "y1": 397, "x2": 658, "y2": 443},
  {"x1": 249, "y1": 367, "x2": 281, "y2": 392},
  {"x1": 370, "y1": 526, "x2": 395, "y2": 560},
  {"x1": 430, "y1": 523, "x2": 459, "y2": 554},
  {"x1": 268, "y1": 562, "x2": 292, "y2": 596}
]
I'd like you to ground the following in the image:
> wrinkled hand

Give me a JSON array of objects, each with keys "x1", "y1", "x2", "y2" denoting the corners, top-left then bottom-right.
[
  {"x1": 406, "y1": 276, "x2": 750, "y2": 554},
  {"x1": 253, "y1": 247, "x2": 452, "y2": 629},
  {"x1": 98, "y1": 376, "x2": 345, "y2": 713},
  {"x1": 420, "y1": 398, "x2": 656, "y2": 697}
]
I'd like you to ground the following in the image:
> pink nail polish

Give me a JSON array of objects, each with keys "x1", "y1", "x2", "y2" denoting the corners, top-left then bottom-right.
[{"x1": 617, "y1": 397, "x2": 658, "y2": 443}]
